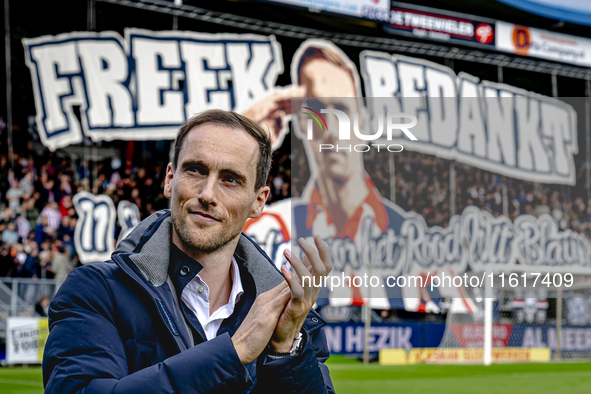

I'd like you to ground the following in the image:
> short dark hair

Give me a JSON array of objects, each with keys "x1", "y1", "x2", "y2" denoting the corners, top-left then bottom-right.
[{"x1": 172, "y1": 109, "x2": 272, "y2": 190}]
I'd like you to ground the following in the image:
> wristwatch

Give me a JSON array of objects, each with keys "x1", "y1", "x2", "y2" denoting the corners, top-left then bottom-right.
[{"x1": 267, "y1": 332, "x2": 304, "y2": 360}]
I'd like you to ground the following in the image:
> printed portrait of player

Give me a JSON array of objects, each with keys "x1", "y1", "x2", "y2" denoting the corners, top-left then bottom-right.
[{"x1": 242, "y1": 39, "x2": 476, "y2": 314}]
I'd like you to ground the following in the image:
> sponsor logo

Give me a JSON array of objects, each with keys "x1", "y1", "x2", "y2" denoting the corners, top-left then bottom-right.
[
  {"x1": 387, "y1": 7, "x2": 495, "y2": 47},
  {"x1": 475, "y1": 23, "x2": 494, "y2": 44},
  {"x1": 512, "y1": 25, "x2": 531, "y2": 55},
  {"x1": 389, "y1": 9, "x2": 475, "y2": 39}
]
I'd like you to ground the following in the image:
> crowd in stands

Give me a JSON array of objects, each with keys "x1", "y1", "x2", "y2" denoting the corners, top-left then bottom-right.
[
  {"x1": 291, "y1": 134, "x2": 591, "y2": 238},
  {"x1": 389, "y1": 152, "x2": 591, "y2": 238},
  {"x1": 1, "y1": 143, "x2": 83, "y2": 280},
  {"x1": 1, "y1": 128, "x2": 590, "y2": 288},
  {"x1": 0, "y1": 134, "x2": 294, "y2": 282}
]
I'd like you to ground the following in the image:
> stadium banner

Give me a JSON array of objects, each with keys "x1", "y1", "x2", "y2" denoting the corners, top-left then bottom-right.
[
  {"x1": 325, "y1": 322, "x2": 591, "y2": 355},
  {"x1": 324, "y1": 322, "x2": 446, "y2": 354},
  {"x1": 117, "y1": 200, "x2": 141, "y2": 246},
  {"x1": 496, "y1": 21, "x2": 591, "y2": 67},
  {"x1": 6, "y1": 317, "x2": 49, "y2": 364},
  {"x1": 379, "y1": 347, "x2": 551, "y2": 364},
  {"x1": 448, "y1": 323, "x2": 514, "y2": 348},
  {"x1": 442, "y1": 322, "x2": 591, "y2": 356},
  {"x1": 566, "y1": 297, "x2": 591, "y2": 326},
  {"x1": 383, "y1": 3, "x2": 496, "y2": 48},
  {"x1": 508, "y1": 324, "x2": 591, "y2": 355},
  {"x1": 22, "y1": 29, "x2": 283, "y2": 151},
  {"x1": 360, "y1": 65, "x2": 578, "y2": 186},
  {"x1": 258, "y1": 0, "x2": 390, "y2": 21},
  {"x1": 23, "y1": 32, "x2": 579, "y2": 187},
  {"x1": 73, "y1": 191, "x2": 117, "y2": 264},
  {"x1": 241, "y1": 38, "x2": 586, "y2": 312},
  {"x1": 24, "y1": 28, "x2": 585, "y2": 305},
  {"x1": 245, "y1": 199, "x2": 591, "y2": 311}
]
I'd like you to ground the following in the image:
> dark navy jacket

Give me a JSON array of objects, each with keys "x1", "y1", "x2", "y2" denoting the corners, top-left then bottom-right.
[{"x1": 43, "y1": 210, "x2": 335, "y2": 393}]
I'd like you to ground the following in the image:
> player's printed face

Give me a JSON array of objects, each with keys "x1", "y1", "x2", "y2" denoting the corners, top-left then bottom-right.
[
  {"x1": 164, "y1": 124, "x2": 266, "y2": 253},
  {"x1": 299, "y1": 58, "x2": 363, "y2": 182}
]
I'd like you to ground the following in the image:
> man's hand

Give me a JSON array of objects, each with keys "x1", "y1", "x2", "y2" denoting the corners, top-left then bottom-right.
[
  {"x1": 269, "y1": 236, "x2": 333, "y2": 353},
  {"x1": 232, "y1": 281, "x2": 291, "y2": 364},
  {"x1": 241, "y1": 85, "x2": 306, "y2": 147}
]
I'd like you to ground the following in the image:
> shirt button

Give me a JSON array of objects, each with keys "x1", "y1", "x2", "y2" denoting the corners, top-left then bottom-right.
[
  {"x1": 180, "y1": 266, "x2": 190, "y2": 276},
  {"x1": 205, "y1": 324, "x2": 210, "y2": 330},
  {"x1": 198, "y1": 285, "x2": 205, "y2": 293}
]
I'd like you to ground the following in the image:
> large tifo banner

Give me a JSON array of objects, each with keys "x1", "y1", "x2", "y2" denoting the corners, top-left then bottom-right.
[
  {"x1": 27, "y1": 30, "x2": 588, "y2": 311},
  {"x1": 72, "y1": 192, "x2": 140, "y2": 264},
  {"x1": 23, "y1": 29, "x2": 283, "y2": 151},
  {"x1": 6, "y1": 317, "x2": 49, "y2": 364},
  {"x1": 241, "y1": 38, "x2": 586, "y2": 312},
  {"x1": 23, "y1": 30, "x2": 578, "y2": 186}
]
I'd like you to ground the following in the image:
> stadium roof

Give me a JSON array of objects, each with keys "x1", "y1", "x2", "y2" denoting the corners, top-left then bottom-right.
[
  {"x1": 397, "y1": 0, "x2": 591, "y2": 39},
  {"x1": 497, "y1": 0, "x2": 591, "y2": 26}
]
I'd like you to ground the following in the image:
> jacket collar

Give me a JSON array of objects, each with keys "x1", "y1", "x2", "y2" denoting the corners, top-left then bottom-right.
[
  {"x1": 113, "y1": 209, "x2": 286, "y2": 296},
  {"x1": 112, "y1": 209, "x2": 327, "y2": 344}
]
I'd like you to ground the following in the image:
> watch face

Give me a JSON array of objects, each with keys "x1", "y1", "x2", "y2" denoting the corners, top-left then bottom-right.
[{"x1": 291, "y1": 332, "x2": 304, "y2": 355}]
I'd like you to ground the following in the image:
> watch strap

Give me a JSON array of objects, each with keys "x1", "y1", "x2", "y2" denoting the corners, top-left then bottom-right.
[{"x1": 266, "y1": 332, "x2": 304, "y2": 360}]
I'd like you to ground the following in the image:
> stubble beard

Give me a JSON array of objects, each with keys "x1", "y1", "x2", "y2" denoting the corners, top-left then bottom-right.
[{"x1": 172, "y1": 209, "x2": 241, "y2": 253}]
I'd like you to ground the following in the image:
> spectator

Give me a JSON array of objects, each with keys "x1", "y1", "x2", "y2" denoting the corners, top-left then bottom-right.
[
  {"x1": 23, "y1": 246, "x2": 39, "y2": 278},
  {"x1": 15, "y1": 213, "x2": 31, "y2": 241},
  {"x1": 0, "y1": 115, "x2": 5, "y2": 138},
  {"x1": 0, "y1": 155, "x2": 10, "y2": 203},
  {"x1": 56, "y1": 216, "x2": 75, "y2": 249},
  {"x1": 273, "y1": 174, "x2": 284, "y2": 197},
  {"x1": 19, "y1": 171, "x2": 35, "y2": 196},
  {"x1": 58, "y1": 194, "x2": 73, "y2": 217},
  {"x1": 1, "y1": 222, "x2": 18, "y2": 244},
  {"x1": 6, "y1": 179, "x2": 24, "y2": 214},
  {"x1": 35, "y1": 215, "x2": 53, "y2": 246},
  {"x1": 25, "y1": 197, "x2": 40, "y2": 229},
  {"x1": 41, "y1": 201, "x2": 61, "y2": 231},
  {"x1": 41, "y1": 176, "x2": 56, "y2": 206},
  {"x1": 38, "y1": 248, "x2": 53, "y2": 279},
  {"x1": 56, "y1": 174, "x2": 73, "y2": 203},
  {"x1": 35, "y1": 295, "x2": 50, "y2": 317},
  {"x1": 6, "y1": 243, "x2": 27, "y2": 277},
  {"x1": 50, "y1": 245, "x2": 73, "y2": 280},
  {"x1": 0, "y1": 243, "x2": 14, "y2": 276},
  {"x1": 0, "y1": 207, "x2": 14, "y2": 228}
]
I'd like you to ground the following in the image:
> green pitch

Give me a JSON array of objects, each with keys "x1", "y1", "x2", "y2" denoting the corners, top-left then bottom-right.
[
  {"x1": 0, "y1": 358, "x2": 590, "y2": 393},
  {"x1": 0, "y1": 366, "x2": 43, "y2": 394},
  {"x1": 326, "y1": 356, "x2": 591, "y2": 394}
]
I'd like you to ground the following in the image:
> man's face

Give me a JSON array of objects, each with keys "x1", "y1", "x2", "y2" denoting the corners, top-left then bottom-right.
[
  {"x1": 164, "y1": 124, "x2": 269, "y2": 253},
  {"x1": 299, "y1": 58, "x2": 364, "y2": 182}
]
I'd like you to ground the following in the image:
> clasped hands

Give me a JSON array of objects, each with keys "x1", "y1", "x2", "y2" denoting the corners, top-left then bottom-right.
[{"x1": 232, "y1": 235, "x2": 333, "y2": 364}]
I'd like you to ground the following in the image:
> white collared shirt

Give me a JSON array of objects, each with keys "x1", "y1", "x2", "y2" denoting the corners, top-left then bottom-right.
[{"x1": 181, "y1": 257, "x2": 244, "y2": 340}]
